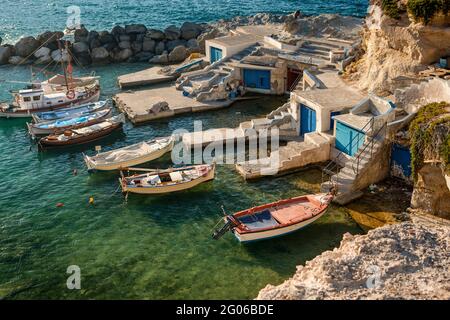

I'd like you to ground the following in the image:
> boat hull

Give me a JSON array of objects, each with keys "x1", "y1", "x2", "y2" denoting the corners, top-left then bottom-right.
[
  {"x1": 0, "y1": 90, "x2": 100, "y2": 118},
  {"x1": 233, "y1": 208, "x2": 327, "y2": 243},
  {"x1": 39, "y1": 122, "x2": 123, "y2": 149},
  {"x1": 27, "y1": 108, "x2": 112, "y2": 136},
  {"x1": 84, "y1": 139, "x2": 174, "y2": 171},
  {"x1": 121, "y1": 165, "x2": 215, "y2": 194},
  {"x1": 32, "y1": 100, "x2": 110, "y2": 123}
]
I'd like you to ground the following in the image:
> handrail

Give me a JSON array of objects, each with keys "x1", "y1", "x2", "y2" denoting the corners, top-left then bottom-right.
[
  {"x1": 352, "y1": 121, "x2": 387, "y2": 175},
  {"x1": 288, "y1": 74, "x2": 303, "y2": 92},
  {"x1": 321, "y1": 118, "x2": 374, "y2": 185}
]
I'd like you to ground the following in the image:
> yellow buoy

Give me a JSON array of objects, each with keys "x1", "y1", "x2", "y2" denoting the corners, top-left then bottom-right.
[{"x1": 89, "y1": 197, "x2": 94, "y2": 205}]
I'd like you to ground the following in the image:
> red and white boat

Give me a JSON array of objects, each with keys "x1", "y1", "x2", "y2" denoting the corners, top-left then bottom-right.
[{"x1": 212, "y1": 193, "x2": 334, "y2": 243}]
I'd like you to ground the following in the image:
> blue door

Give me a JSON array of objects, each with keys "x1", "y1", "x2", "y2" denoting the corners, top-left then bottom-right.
[
  {"x1": 335, "y1": 121, "x2": 365, "y2": 156},
  {"x1": 243, "y1": 69, "x2": 271, "y2": 90},
  {"x1": 330, "y1": 111, "x2": 340, "y2": 131},
  {"x1": 300, "y1": 104, "x2": 316, "y2": 136},
  {"x1": 391, "y1": 144, "x2": 412, "y2": 177},
  {"x1": 210, "y1": 46, "x2": 223, "y2": 63}
]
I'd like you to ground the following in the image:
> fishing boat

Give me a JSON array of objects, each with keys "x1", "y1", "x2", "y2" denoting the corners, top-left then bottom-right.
[
  {"x1": 38, "y1": 114, "x2": 125, "y2": 149},
  {"x1": 32, "y1": 100, "x2": 110, "y2": 123},
  {"x1": 84, "y1": 136, "x2": 175, "y2": 172},
  {"x1": 120, "y1": 163, "x2": 215, "y2": 195},
  {"x1": 212, "y1": 193, "x2": 335, "y2": 243},
  {"x1": 0, "y1": 41, "x2": 101, "y2": 118},
  {"x1": 27, "y1": 108, "x2": 112, "y2": 136}
]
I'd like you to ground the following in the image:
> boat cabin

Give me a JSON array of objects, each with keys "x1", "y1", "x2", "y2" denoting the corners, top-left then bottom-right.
[{"x1": 15, "y1": 89, "x2": 44, "y2": 109}]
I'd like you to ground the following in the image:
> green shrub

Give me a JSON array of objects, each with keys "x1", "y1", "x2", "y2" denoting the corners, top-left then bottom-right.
[
  {"x1": 409, "y1": 102, "x2": 450, "y2": 179},
  {"x1": 382, "y1": 0, "x2": 401, "y2": 19},
  {"x1": 407, "y1": 0, "x2": 448, "y2": 24}
]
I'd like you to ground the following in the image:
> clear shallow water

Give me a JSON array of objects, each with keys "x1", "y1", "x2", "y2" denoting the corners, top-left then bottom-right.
[
  {"x1": 0, "y1": 63, "x2": 362, "y2": 299},
  {"x1": 0, "y1": 0, "x2": 368, "y2": 43}
]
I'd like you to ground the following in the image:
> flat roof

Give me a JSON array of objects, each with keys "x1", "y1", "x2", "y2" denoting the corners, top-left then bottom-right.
[
  {"x1": 293, "y1": 87, "x2": 364, "y2": 111},
  {"x1": 207, "y1": 34, "x2": 259, "y2": 47},
  {"x1": 333, "y1": 113, "x2": 373, "y2": 131}
]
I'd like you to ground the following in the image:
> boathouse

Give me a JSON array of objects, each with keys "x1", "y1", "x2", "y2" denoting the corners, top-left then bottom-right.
[{"x1": 205, "y1": 34, "x2": 259, "y2": 64}]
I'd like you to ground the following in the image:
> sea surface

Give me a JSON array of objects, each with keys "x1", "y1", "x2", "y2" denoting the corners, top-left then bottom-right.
[
  {"x1": 0, "y1": 1, "x2": 365, "y2": 300},
  {"x1": 0, "y1": 0, "x2": 368, "y2": 43}
]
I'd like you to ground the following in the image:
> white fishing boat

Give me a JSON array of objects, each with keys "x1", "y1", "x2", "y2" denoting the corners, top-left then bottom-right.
[
  {"x1": 32, "y1": 100, "x2": 110, "y2": 123},
  {"x1": 84, "y1": 136, "x2": 175, "y2": 172},
  {"x1": 0, "y1": 41, "x2": 101, "y2": 118},
  {"x1": 27, "y1": 108, "x2": 112, "y2": 136},
  {"x1": 212, "y1": 193, "x2": 335, "y2": 243},
  {"x1": 120, "y1": 163, "x2": 215, "y2": 195}
]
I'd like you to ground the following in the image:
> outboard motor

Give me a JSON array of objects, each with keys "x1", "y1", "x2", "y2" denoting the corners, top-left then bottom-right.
[{"x1": 212, "y1": 216, "x2": 238, "y2": 240}]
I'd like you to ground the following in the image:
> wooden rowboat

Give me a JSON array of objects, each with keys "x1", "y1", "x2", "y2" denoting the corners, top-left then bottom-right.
[
  {"x1": 32, "y1": 100, "x2": 110, "y2": 123},
  {"x1": 120, "y1": 163, "x2": 215, "y2": 195},
  {"x1": 84, "y1": 136, "x2": 175, "y2": 172},
  {"x1": 27, "y1": 108, "x2": 112, "y2": 136},
  {"x1": 38, "y1": 114, "x2": 125, "y2": 149},
  {"x1": 212, "y1": 193, "x2": 334, "y2": 243}
]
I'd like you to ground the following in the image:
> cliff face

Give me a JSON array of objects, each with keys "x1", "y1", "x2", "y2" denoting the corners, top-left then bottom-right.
[
  {"x1": 346, "y1": 2, "x2": 450, "y2": 95},
  {"x1": 257, "y1": 215, "x2": 450, "y2": 300}
]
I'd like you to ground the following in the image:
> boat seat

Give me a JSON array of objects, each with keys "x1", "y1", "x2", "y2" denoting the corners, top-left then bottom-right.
[
  {"x1": 271, "y1": 205, "x2": 313, "y2": 225},
  {"x1": 238, "y1": 209, "x2": 279, "y2": 230}
]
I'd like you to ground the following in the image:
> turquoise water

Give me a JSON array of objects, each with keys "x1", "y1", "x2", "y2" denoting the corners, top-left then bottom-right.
[
  {"x1": 0, "y1": 63, "x2": 362, "y2": 299},
  {"x1": 0, "y1": 0, "x2": 368, "y2": 43}
]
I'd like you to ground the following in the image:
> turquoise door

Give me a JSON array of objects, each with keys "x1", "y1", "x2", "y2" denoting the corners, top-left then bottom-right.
[
  {"x1": 335, "y1": 121, "x2": 365, "y2": 156},
  {"x1": 330, "y1": 111, "x2": 340, "y2": 131},
  {"x1": 300, "y1": 104, "x2": 316, "y2": 136},
  {"x1": 210, "y1": 46, "x2": 223, "y2": 63},
  {"x1": 243, "y1": 69, "x2": 271, "y2": 90}
]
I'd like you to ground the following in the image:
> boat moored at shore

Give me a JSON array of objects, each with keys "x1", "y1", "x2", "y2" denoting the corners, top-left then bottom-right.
[
  {"x1": 32, "y1": 100, "x2": 110, "y2": 123},
  {"x1": 84, "y1": 136, "x2": 175, "y2": 172}
]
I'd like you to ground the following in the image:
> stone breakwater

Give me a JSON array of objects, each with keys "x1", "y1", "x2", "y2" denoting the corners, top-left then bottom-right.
[
  {"x1": 0, "y1": 12, "x2": 290, "y2": 67},
  {"x1": 257, "y1": 214, "x2": 450, "y2": 300}
]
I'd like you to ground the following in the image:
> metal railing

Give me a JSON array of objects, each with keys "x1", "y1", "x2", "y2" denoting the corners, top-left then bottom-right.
[
  {"x1": 351, "y1": 121, "x2": 388, "y2": 175},
  {"x1": 288, "y1": 74, "x2": 303, "y2": 92},
  {"x1": 321, "y1": 117, "x2": 374, "y2": 185}
]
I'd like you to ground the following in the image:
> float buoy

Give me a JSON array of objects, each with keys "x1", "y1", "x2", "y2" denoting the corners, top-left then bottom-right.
[
  {"x1": 89, "y1": 197, "x2": 94, "y2": 205},
  {"x1": 56, "y1": 203, "x2": 64, "y2": 208}
]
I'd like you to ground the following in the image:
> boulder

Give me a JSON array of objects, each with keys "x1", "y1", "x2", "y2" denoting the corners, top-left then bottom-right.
[
  {"x1": 74, "y1": 26, "x2": 89, "y2": 42},
  {"x1": 72, "y1": 42, "x2": 89, "y2": 54},
  {"x1": 119, "y1": 34, "x2": 131, "y2": 42},
  {"x1": 99, "y1": 31, "x2": 115, "y2": 45},
  {"x1": 0, "y1": 37, "x2": 2, "y2": 45},
  {"x1": 111, "y1": 25, "x2": 126, "y2": 37},
  {"x1": 154, "y1": 41, "x2": 166, "y2": 55},
  {"x1": 9, "y1": 56, "x2": 28, "y2": 65},
  {"x1": 118, "y1": 41, "x2": 131, "y2": 50},
  {"x1": 197, "y1": 28, "x2": 220, "y2": 53},
  {"x1": 149, "y1": 53, "x2": 169, "y2": 64},
  {"x1": 91, "y1": 47, "x2": 110, "y2": 64},
  {"x1": 125, "y1": 24, "x2": 147, "y2": 34},
  {"x1": 146, "y1": 29, "x2": 165, "y2": 41},
  {"x1": 164, "y1": 25, "x2": 181, "y2": 40},
  {"x1": 110, "y1": 48, "x2": 133, "y2": 62},
  {"x1": 33, "y1": 47, "x2": 52, "y2": 64},
  {"x1": 0, "y1": 45, "x2": 14, "y2": 64},
  {"x1": 180, "y1": 22, "x2": 202, "y2": 40},
  {"x1": 102, "y1": 42, "x2": 117, "y2": 52},
  {"x1": 168, "y1": 45, "x2": 188, "y2": 63},
  {"x1": 136, "y1": 33, "x2": 146, "y2": 42},
  {"x1": 142, "y1": 39, "x2": 156, "y2": 52},
  {"x1": 87, "y1": 31, "x2": 99, "y2": 43},
  {"x1": 89, "y1": 38, "x2": 102, "y2": 50},
  {"x1": 74, "y1": 53, "x2": 92, "y2": 66},
  {"x1": 134, "y1": 51, "x2": 154, "y2": 62},
  {"x1": 14, "y1": 36, "x2": 40, "y2": 57},
  {"x1": 131, "y1": 41, "x2": 142, "y2": 52},
  {"x1": 186, "y1": 38, "x2": 199, "y2": 49},
  {"x1": 51, "y1": 49, "x2": 69, "y2": 62},
  {"x1": 166, "y1": 39, "x2": 186, "y2": 52},
  {"x1": 36, "y1": 31, "x2": 63, "y2": 45}
]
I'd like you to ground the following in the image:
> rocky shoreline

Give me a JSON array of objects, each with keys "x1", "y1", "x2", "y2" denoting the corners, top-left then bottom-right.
[
  {"x1": 257, "y1": 213, "x2": 450, "y2": 300},
  {"x1": 0, "y1": 12, "x2": 364, "y2": 67},
  {"x1": 0, "y1": 13, "x2": 292, "y2": 67}
]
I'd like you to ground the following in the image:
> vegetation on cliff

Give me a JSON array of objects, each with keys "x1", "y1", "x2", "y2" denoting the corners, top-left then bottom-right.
[
  {"x1": 381, "y1": 0, "x2": 450, "y2": 24},
  {"x1": 409, "y1": 102, "x2": 450, "y2": 179}
]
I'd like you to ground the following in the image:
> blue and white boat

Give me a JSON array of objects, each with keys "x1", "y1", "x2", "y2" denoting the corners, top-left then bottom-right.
[
  {"x1": 27, "y1": 108, "x2": 113, "y2": 136},
  {"x1": 32, "y1": 100, "x2": 110, "y2": 123}
]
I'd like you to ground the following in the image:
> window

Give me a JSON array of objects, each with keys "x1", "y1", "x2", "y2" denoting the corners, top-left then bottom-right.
[
  {"x1": 58, "y1": 100, "x2": 64, "y2": 103},
  {"x1": 47, "y1": 102, "x2": 52, "y2": 105},
  {"x1": 23, "y1": 97, "x2": 31, "y2": 102},
  {"x1": 33, "y1": 96, "x2": 40, "y2": 101}
]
